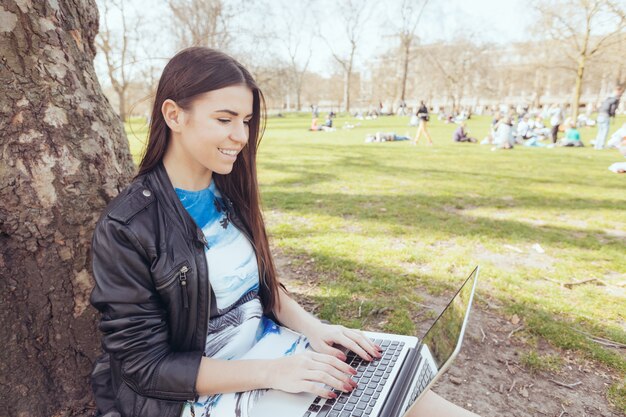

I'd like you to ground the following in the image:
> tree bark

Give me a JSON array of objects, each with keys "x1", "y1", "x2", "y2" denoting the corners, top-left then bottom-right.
[{"x1": 0, "y1": 1, "x2": 135, "y2": 416}]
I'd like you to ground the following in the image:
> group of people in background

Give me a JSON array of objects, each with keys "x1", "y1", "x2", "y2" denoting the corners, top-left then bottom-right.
[
  {"x1": 313, "y1": 85, "x2": 625, "y2": 163},
  {"x1": 465, "y1": 85, "x2": 624, "y2": 151}
]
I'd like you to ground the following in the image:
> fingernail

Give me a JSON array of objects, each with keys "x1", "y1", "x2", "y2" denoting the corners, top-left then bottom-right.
[
  {"x1": 329, "y1": 392, "x2": 337, "y2": 399},
  {"x1": 338, "y1": 353, "x2": 347, "y2": 361},
  {"x1": 350, "y1": 379, "x2": 358, "y2": 387},
  {"x1": 350, "y1": 368, "x2": 357, "y2": 375},
  {"x1": 344, "y1": 384, "x2": 353, "y2": 392}
]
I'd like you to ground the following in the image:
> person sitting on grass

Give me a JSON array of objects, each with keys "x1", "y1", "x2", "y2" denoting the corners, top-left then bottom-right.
[
  {"x1": 559, "y1": 121, "x2": 584, "y2": 147},
  {"x1": 89, "y1": 46, "x2": 482, "y2": 417},
  {"x1": 452, "y1": 122, "x2": 477, "y2": 143},
  {"x1": 608, "y1": 137, "x2": 626, "y2": 173},
  {"x1": 309, "y1": 117, "x2": 322, "y2": 131},
  {"x1": 309, "y1": 117, "x2": 335, "y2": 132},
  {"x1": 530, "y1": 115, "x2": 550, "y2": 141},
  {"x1": 492, "y1": 116, "x2": 514, "y2": 150},
  {"x1": 515, "y1": 115, "x2": 534, "y2": 143},
  {"x1": 324, "y1": 114, "x2": 333, "y2": 128},
  {"x1": 607, "y1": 122, "x2": 626, "y2": 149}
]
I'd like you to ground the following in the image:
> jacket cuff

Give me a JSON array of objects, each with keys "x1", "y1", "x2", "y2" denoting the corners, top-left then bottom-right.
[{"x1": 147, "y1": 350, "x2": 204, "y2": 399}]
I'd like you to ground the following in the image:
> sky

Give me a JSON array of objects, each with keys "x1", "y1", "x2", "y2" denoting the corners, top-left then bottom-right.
[{"x1": 95, "y1": 0, "x2": 532, "y2": 82}]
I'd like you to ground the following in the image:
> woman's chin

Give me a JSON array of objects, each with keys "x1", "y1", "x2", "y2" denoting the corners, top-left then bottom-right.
[{"x1": 213, "y1": 164, "x2": 236, "y2": 175}]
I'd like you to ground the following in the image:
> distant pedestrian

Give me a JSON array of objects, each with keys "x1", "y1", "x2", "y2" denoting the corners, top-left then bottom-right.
[
  {"x1": 412, "y1": 101, "x2": 433, "y2": 146},
  {"x1": 594, "y1": 85, "x2": 624, "y2": 150},
  {"x1": 549, "y1": 104, "x2": 564, "y2": 144}
]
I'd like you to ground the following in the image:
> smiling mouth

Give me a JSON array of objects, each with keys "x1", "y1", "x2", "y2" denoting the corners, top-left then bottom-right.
[{"x1": 218, "y1": 148, "x2": 238, "y2": 156}]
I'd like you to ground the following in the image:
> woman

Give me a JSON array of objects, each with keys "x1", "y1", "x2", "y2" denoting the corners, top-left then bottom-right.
[
  {"x1": 90, "y1": 47, "x2": 479, "y2": 417},
  {"x1": 412, "y1": 101, "x2": 433, "y2": 146}
]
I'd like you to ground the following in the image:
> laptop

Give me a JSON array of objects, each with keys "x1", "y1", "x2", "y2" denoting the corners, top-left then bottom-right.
[{"x1": 252, "y1": 266, "x2": 479, "y2": 417}]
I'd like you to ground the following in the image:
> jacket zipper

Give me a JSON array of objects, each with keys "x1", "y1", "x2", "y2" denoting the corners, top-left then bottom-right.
[
  {"x1": 155, "y1": 264, "x2": 191, "y2": 310},
  {"x1": 179, "y1": 265, "x2": 189, "y2": 309}
]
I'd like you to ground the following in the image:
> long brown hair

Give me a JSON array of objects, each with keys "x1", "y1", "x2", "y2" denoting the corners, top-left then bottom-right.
[{"x1": 138, "y1": 47, "x2": 281, "y2": 314}]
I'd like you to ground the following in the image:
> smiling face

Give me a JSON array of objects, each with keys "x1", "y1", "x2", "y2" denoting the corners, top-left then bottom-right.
[{"x1": 162, "y1": 84, "x2": 254, "y2": 190}]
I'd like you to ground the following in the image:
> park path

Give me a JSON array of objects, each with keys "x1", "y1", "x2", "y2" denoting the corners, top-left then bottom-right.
[{"x1": 274, "y1": 251, "x2": 624, "y2": 417}]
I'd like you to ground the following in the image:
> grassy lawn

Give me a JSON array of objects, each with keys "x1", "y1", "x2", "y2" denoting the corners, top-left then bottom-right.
[{"x1": 126, "y1": 112, "x2": 626, "y2": 406}]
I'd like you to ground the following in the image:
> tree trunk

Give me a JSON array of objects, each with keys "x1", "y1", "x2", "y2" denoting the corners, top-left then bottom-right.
[
  {"x1": 400, "y1": 38, "x2": 410, "y2": 102},
  {"x1": 296, "y1": 89, "x2": 301, "y2": 113},
  {"x1": 573, "y1": 54, "x2": 586, "y2": 120},
  {"x1": 0, "y1": 1, "x2": 135, "y2": 416},
  {"x1": 344, "y1": 69, "x2": 351, "y2": 113}
]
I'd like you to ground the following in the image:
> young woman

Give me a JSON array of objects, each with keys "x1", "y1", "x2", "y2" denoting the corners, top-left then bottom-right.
[
  {"x1": 90, "y1": 47, "x2": 479, "y2": 417},
  {"x1": 412, "y1": 101, "x2": 433, "y2": 146}
]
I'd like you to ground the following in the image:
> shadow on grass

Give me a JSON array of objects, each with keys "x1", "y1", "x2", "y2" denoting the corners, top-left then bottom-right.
[
  {"x1": 279, "y1": 246, "x2": 456, "y2": 336},
  {"x1": 262, "y1": 150, "x2": 626, "y2": 205},
  {"x1": 264, "y1": 189, "x2": 624, "y2": 251}
]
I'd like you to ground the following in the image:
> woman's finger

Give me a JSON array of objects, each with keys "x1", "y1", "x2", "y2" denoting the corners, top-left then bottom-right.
[
  {"x1": 312, "y1": 352, "x2": 357, "y2": 375},
  {"x1": 305, "y1": 369, "x2": 352, "y2": 393},
  {"x1": 335, "y1": 334, "x2": 373, "y2": 362},
  {"x1": 301, "y1": 381, "x2": 336, "y2": 399},
  {"x1": 314, "y1": 361, "x2": 357, "y2": 389},
  {"x1": 347, "y1": 329, "x2": 382, "y2": 358},
  {"x1": 312, "y1": 340, "x2": 347, "y2": 361}
]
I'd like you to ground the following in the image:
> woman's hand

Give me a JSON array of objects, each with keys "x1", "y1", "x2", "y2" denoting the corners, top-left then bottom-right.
[
  {"x1": 304, "y1": 322, "x2": 382, "y2": 362},
  {"x1": 268, "y1": 351, "x2": 358, "y2": 399}
]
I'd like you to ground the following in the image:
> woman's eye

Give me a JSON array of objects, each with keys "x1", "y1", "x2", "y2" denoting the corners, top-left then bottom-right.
[
  {"x1": 244, "y1": 120, "x2": 251, "y2": 126},
  {"x1": 217, "y1": 118, "x2": 231, "y2": 124}
]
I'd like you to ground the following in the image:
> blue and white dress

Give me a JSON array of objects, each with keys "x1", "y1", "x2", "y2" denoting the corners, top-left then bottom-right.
[{"x1": 176, "y1": 181, "x2": 309, "y2": 417}]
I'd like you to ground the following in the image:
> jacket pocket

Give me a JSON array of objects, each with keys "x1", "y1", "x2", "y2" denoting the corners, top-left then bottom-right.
[{"x1": 155, "y1": 263, "x2": 192, "y2": 309}]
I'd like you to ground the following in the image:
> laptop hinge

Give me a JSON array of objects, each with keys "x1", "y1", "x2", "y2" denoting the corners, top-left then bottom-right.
[{"x1": 378, "y1": 346, "x2": 422, "y2": 417}]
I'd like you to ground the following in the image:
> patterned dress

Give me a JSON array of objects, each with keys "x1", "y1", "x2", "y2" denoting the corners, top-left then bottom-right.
[{"x1": 176, "y1": 181, "x2": 309, "y2": 417}]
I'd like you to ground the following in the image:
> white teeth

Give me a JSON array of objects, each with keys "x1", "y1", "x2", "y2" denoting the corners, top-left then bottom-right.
[{"x1": 219, "y1": 148, "x2": 237, "y2": 156}]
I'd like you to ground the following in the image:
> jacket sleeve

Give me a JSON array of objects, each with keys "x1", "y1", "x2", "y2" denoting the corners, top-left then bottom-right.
[{"x1": 90, "y1": 218, "x2": 203, "y2": 401}]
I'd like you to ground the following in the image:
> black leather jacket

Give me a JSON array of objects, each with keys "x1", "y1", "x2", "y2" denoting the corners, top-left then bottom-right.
[{"x1": 90, "y1": 162, "x2": 248, "y2": 417}]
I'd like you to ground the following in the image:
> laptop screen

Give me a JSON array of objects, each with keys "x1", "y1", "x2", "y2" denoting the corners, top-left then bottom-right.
[{"x1": 419, "y1": 267, "x2": 478, "y2": 368}]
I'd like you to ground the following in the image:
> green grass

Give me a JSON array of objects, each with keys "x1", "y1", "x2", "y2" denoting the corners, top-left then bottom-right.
[
  {"x1": 519, "y1": 350, "x2": 564, "y2": 374},
  {"x1": 126, "y1": 112, "x2": 626, "y2": 407},
  {"x1": 608, "y1": 381, "x2": 626, "y2": 412}
]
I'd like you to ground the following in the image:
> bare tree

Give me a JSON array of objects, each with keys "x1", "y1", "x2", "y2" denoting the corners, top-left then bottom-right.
[
  {"x1": 168, "y1": 0, "x2": 237, "y2": 50},
  {"x1": 420, "y1": 40, "x2": 490, "y2": 111},
  {"x1": 95, "y1": 0, "x2": 145, "y2": 121},
  {"x1": 321, "y1": 0, "x2": 373, "y2": 112},
  {"x1": 0, "y1": 0, "x2": 135, "y2": 416},
  {"x1": 275, "y1": 0, "x2": 314, "y2": 111},
  {"x1": 393, "y1": 0, "x2": 429, "y2": 104},
  {"x1": 534, "y1": 0, "x2": 626, "y2": 118}
]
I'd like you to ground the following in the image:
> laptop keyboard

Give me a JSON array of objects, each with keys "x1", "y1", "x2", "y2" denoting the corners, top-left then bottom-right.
[
  {"x1": 409, "y1": 359, "x2": 434, "y2": 405},
  {"x1": 302, "y1": 339, "x2": 405, "y2": 417}
]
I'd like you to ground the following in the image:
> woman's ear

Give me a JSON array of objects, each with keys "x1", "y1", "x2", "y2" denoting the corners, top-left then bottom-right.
[{"x1": 162, "y1": 99, "x2": 184, "y2": 132}]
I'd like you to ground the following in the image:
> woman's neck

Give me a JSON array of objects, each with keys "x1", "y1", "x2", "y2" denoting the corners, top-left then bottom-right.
[{"x1": 162, "y1": 148, "x2": 212, "y2": 191}]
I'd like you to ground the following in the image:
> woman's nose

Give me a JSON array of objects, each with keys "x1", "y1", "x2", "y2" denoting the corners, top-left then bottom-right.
[{"x1": 230, "y1": 121, "x2": 249, "y2": 144}]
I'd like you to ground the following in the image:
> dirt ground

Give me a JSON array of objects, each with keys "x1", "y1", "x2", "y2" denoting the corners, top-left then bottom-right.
[{"x1": 274, "y1": 252, "x2": 625, "y2": 417}]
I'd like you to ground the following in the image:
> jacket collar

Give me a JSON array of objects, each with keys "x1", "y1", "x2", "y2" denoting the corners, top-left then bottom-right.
[{"x1": 147, "y1": 161, "x2": 208, "y2": 246}]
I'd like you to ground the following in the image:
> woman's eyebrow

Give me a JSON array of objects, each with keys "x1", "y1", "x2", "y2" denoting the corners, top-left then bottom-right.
[{"x1": 214, "y1": 109, "x2": 253, "y2": 118}]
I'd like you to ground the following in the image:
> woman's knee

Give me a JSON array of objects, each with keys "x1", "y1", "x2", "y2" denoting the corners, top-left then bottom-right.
[{"x1": 402, "y1": 390, "x2": 481, "y2": 417}]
